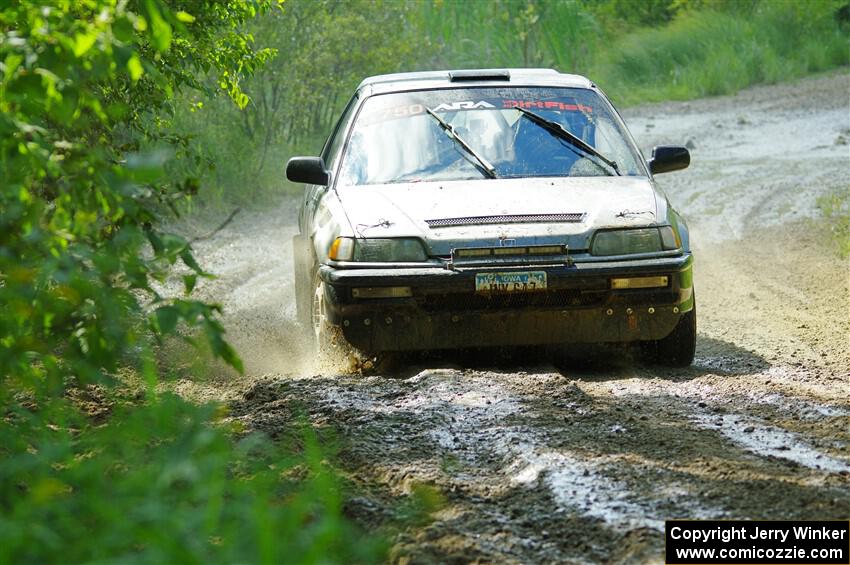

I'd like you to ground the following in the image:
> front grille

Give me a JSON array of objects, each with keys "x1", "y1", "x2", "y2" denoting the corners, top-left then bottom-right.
[
  {"x1": 425, "y1": 213, "x2": 585, "y2": 228},
  {"x1": 417, "y1": 290, "x2": 606, "y2": 312}
]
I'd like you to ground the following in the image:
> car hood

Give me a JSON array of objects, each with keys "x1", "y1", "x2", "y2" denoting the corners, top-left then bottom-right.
[{"x1": 335, "y1": 176, "x2": 661, "y2": 256}]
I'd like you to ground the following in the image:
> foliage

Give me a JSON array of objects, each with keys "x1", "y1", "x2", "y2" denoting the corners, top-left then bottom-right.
[
  {"x1": 176, "y1": 0, "x2": 417, "y2": 207},
  {"x1": 592, "y1": 0, "x2": 850, "y2": 105},
  {"x1": 591, "y1": 0, "x2": 682, "y2": 27},
  {"x1": 0, "y1": 392, "x2": 386, "y2": 563},
  {"x1": 410, "y1": 0, "x2": 847, "y2": 106},
  {"x1": 420, "y1": 0, "x2": 599, "y2": 71},
  {"x1": 1, "y1": 1, "x2": 388, "y2": 561},
  {"x1": 0, "y1": 0, "x2": 273, "y2": 396},
  {"x1": 590, "y1": 0, "x2": 762, "y2": 29}
]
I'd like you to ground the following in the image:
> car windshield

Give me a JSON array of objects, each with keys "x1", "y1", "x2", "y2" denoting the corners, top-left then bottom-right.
[{"x1": 337, "y1": 87, "x2": 645, "y2": 186}]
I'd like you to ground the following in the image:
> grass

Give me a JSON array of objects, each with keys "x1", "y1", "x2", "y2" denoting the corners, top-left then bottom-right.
[
  {"x1": 420, "y1": 0, "x2": 600, "y2": 70},
  {"x1": 591, "y1": 3, "x2": 849, "y2": 105},
  {"x1": 0, "y1": 384, "x2": 389, "y2": 563},
  {"x1": 416, "y1": 1, "x2": 848, "y2": 107},
  {"x1": 816, "y1": 187, "x2": 850, "y2": 258}
]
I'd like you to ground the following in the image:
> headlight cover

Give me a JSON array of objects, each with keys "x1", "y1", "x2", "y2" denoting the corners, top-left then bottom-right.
[
  {"x1": 329, "y1": 237, "x2": 427, "y2": 262},
  {"x1": 591, "y1": 226, "x2": 679, "y2": 256}
]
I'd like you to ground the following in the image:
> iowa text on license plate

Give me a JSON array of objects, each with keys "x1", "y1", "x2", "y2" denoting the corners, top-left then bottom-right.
[{"x1": 474, "y1": 271, "x2": 547, "y2": 293}]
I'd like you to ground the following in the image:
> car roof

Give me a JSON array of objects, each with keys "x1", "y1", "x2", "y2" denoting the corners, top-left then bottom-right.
[{"x1": 357, "y1": 68, "x2": 595, "y2": 96}]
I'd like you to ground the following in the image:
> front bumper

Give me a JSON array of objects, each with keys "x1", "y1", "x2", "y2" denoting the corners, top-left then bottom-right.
[{"x1": 318, "y1": 254, "x2": 694, "y2": 352}]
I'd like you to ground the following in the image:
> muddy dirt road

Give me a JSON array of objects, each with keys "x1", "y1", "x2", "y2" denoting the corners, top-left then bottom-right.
[{"x1": 178, "y1": 73, "x2": 849, "y2": 563}]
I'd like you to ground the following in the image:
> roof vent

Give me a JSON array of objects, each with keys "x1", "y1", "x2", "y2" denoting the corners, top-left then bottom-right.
[{"x1": 448, "y1": 69, "x2": 511, "y2": 82}]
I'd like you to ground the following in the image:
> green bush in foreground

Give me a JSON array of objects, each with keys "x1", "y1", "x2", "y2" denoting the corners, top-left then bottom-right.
[
  {"x1": 0, "y1": 1, "x2": 387, "y2": 561},
  {"x1": 0, "y1": 0, "x2": 263, "y2": 395},
  {"x1": 0, "y1": 393, "x2": 385, "y2": 563}
]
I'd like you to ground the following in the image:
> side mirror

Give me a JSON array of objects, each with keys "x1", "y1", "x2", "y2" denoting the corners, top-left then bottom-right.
[
  {"x1": 286, "y1": 156, "x2": 329, "y2": 186},
  {"x1": 648, "y1": 145, "x2": 690, "y2": 174}
]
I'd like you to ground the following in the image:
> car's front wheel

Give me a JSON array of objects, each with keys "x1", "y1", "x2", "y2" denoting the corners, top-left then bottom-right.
[
  {"x1": 310, "y1": 271, "x2": 375, "y2": 372},
  {"x1": 311, "y1": 272, "x2": 337, "y2": 354},
  {"x1": 644, "y1": 303, "x2": 696, "y2": 367}
]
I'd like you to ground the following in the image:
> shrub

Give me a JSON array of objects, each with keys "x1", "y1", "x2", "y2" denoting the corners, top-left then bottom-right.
[
  {"x1": 592, "y1": 1, "x2": 850, "y2": 105},
  {"x1": 0, "y1": 392, "x2": 386, "y2": 563},
  {"x1": 0, "y1": 2, "x2": 387, "y2": 561},
  {"x1": 0, "y1": 0, "x2": 274, "y2": 395}
]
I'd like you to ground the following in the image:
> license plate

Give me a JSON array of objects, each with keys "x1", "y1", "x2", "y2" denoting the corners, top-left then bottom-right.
[{"x1": 474, "y1": 271, "x2": 547, "y2": 293}]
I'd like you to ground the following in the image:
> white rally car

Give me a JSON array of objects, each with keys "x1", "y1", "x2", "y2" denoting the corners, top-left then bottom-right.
[{"x1": 287, "y1": 69, "x2": 695, "y2": 366}]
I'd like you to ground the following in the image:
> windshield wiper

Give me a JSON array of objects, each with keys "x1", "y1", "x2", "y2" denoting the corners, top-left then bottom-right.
[
  {"x1": 425, "y1": 107, "x2": 497, "y2": 179},
  {"x1": 515, "y1": 107, "x2": 620, "y2": 176}
]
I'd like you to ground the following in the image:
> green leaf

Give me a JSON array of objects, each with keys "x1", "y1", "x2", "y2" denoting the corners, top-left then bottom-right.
[
  {"x1": 73, "y1": 31, "x2": 98, "y2": 57},
  {"x1": 160, "y1": 233, "x2": 187, "y2": 256},
  {"x1": 145, "y1": 0, "x2": 173, "y2": 52},
  {"x1": 3, "y1": 53, "x2": 23, "y2": 82},
  {"x1": 146, "y1": 230, "x2": 164, "y2": 254},
  {"x1": 155, "y1": 305, "x2": 179, "y2": 335},
  {"x1": 113, "y1": 16, "x2": 135, "y2": 42},
  {"x1": 219, "y1": 341, "x2": 244, "y2": 373},
  {"x1": 175, "y1": 11, "x2": 196, "y2": 23},
  {"x1": 182, "y1": 274, "x2": 197, "y2": 295},
  {"x1": 127, "y1": 54, "x2": 144, "y2": 81},
  {"x1": 180, "y1": 248, "x2": 205, "y2": 275},
  {"x1": 208, "y1": 331, "x2": 244, "y2": 373}
]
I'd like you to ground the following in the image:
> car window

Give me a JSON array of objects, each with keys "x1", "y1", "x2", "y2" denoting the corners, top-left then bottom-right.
[
  {"x1": 337, "y1": 87, "x2": 644, "y2": 186},
  {"x1": 322, "y1": 94, "x2": 359, "y2": 172}
]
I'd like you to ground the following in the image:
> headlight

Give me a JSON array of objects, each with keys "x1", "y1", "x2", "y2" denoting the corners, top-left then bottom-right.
[
  {"x1": 328, "y1": 237, "x2": 427, "y2": 262},
  {"x1": 591, "y1": 227, "x2": 679, "y2": 256}
]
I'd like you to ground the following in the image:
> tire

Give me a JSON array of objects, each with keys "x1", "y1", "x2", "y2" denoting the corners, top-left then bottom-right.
[
  {"x1": 645, "y1": 304, "x2": 696, "y2": 367},
  {"x1": 310, "y1": 271, "x2": 336, "y2": 354},
  {"x1": 309, "y1": 271, "x2": 361, "y2": 361},
  {"x1": 310, "y1": 271, "x2": 386, "y2": 373}
]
